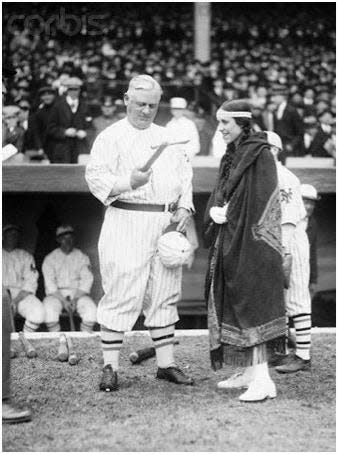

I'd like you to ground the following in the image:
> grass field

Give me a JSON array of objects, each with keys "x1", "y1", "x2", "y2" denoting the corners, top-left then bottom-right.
[{"x1": 3, "y1": 333, "x2": 336, "y2": 452}]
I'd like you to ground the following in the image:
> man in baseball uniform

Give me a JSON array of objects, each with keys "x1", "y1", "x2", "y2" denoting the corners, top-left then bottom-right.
[
  {"x1": 2, "y1": 224, "x2": 44, "y2": 333},
  {"x1": 85, "y1": 74, "x2": 194, "y2": 391},
  {"x1": 266, "y1": 131, "x2": 312, "y2": 373},
  {"x1": 42, "y1": 225, "x2": 97, "y2": 332}
]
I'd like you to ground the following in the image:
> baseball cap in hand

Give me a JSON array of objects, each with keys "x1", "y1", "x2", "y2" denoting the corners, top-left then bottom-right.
[{"x1": 157, "y1": 224, "x2": 192, "y2": 268}]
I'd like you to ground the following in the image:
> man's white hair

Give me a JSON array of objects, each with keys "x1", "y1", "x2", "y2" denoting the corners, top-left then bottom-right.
[{"x1": 126, "y1": 74, "x2": 162, "y2": 98}]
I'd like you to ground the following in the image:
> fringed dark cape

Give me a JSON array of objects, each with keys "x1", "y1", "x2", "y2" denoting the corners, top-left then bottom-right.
[{"x1": 204, "y1": 133, "x2": 286, "y2": 370}]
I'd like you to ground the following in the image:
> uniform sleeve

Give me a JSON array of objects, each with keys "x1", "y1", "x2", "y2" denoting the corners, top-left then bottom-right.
[
  {"x1": 177, "y1": 148, "x2": 195, "y2": 213},
  {"x1": 78, "y1": 253, "x2": 94, "y2": 294},
  {"x1": 21, "y1": 253, "x2": 39, "y2": 294},
  {"x1": 42, "y1": 255, "x2": 58, "y2": 295},
  {"x1": 85, "y1": 131, "x2": 132, "y2": 206},
  {"x1": 279, "y1": 176, "x2": 302, "y2": 226}
]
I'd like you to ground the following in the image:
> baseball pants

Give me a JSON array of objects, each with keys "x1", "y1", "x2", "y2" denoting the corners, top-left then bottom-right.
[
  {"x1": 44, "y1": 289, "x2": 97, "y2": 328},
  {"x1": 97, "y1": 207, "x2": 181, "y2": 332},
  {"x1": 8, "y1": 288, "x2": 44, "y2": 327},
  {"x1": 285, "y1": 232, "x2": 311, "y2": 317}
]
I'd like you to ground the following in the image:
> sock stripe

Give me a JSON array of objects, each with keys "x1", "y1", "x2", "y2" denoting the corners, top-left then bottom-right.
[
  {"x1": 101, "y1": 340, "x2": 123, "y2": 345},
  {"x1": 101, "y1": 325, "x2": 123, "y2": 334},
  {"x1": 293, "y1": 313, "x2": 311, "y2": 319},
  {"x1": 295, "y1": 327, "x2": 312, "y2": 332},
  {"x1": 152, "y1": 333, "x2": 174, "y2": 342}
]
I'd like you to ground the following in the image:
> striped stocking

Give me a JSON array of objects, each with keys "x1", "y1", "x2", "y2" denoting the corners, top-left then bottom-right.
[
  {"x1": 292, "y1": 313, "x2": 311, "y2": 360},
  {"x1": 149, "y1": 324, "x2": 175, "y2": 368},
  {"x1": 101, "y1": 325, "x2": 124, "y2": 370}
]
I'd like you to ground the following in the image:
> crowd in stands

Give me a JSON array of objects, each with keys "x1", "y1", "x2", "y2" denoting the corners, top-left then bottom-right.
[{"x1": 2, "y1": 3, "x2": 335, "y2": 162}]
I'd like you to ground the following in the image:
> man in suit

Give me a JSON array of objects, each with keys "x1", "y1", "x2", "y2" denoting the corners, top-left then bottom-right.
[
  {"x1": 270, "y1": 85, "x2": 304, "y2": 163},
  {"x1": 302, "y1": 114, "x2": 333, "y2": 158},
  {"x1": 30, "y1": 86, "x2": 57, "y2": 159},
  {"x1": 46, "y1": 77, "x2": 91, "y2": 163}
]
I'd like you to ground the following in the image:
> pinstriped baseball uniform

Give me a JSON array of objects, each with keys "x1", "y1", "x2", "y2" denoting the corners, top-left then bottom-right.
[
  {"x1": 276, "y1": 162, "x2": 311, "y2": 316},
  {"x1": 85, "y1": 118, "x2": 194, "y2": 331}
]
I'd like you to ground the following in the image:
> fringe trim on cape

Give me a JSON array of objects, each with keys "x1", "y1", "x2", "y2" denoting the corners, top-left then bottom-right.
[{"x1": 210, "y1": 336, "x2": 286, "y2": 371}]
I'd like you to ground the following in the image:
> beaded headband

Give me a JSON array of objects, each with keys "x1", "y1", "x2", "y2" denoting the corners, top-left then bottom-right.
[{"x1": 216, "y1": 108, "x2": 252, "y2": 121}]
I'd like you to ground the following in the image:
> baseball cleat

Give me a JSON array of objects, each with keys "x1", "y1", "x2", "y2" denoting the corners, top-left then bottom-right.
[
  {"x1": 217, "y1": 372, "x2": 252, "y2": 389},
  {"x1": 2, "y1": 402, "x2": 32, "y2": 424},
  {"x1": 99, "y1": 364, "x2": 118, "y2": 392},
  {"x1": 268, "y1": 352, "x2": 289, "y2": 367},
  {"x1": 275, "y1": 354, "x2": 311, "y2": 373},
  {"x1": 239, "y1": 378, "x2": 277, "y2": 402},
  {"x1": 156, "y1": 366, "x2": 194, "y2": 385}
]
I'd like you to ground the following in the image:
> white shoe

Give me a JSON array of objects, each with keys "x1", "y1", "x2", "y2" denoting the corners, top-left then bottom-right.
[
  {"x1": 217, "y1": 372, "x2": 253, "y2": 389},
  {"x1": 238, "y1": 379, "x2": 277, "y2": 402}
]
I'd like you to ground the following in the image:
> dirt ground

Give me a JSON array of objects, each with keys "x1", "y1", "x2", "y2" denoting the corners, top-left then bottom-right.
[{"x1": 3, "y1": 333, "x2": 336, "y2": 452}]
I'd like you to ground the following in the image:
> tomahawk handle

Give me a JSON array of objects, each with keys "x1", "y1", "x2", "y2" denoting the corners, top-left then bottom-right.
[{"x1": 140, "y1": 140, "x2": 190, "y2": 172}]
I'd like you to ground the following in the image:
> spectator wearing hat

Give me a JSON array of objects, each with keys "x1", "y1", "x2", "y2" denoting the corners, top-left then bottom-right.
[
  {"x1": 2, "y1": 224, "x2": 45, "y2": 333},
  {"x1": 303, "y1": 113, "x2": 333, "y2": 158},
  {"x1": 46, "y1": 77, "x2": 91, "y2": 162},
  {"x1": 42, "y1": 225, "x2": 97, "y2": 332},
  {"x1": 17, "y1": 98, "x2": 37, "y2": 152},
  {"x1": 30, "y1": 86, "x2": 57, "y2": 158},
  {"x1": 92, "y1": 96, "x2": 119, "y2": 139},
  {"x1": 270, "y1": 85, "x2": 304, "y2": 163},
  {"x1": 2, "y1": 105, "x2": 25, "y2": 154},
  {"x1": 301, "y1": 116, "x2": 320, "y2": 156},
  {"x1": 166, "y1": 97, "x2": 200, "y2": 159},
  {"x1": 301, "y1": 184, "x2": 320, "y2": 298}
]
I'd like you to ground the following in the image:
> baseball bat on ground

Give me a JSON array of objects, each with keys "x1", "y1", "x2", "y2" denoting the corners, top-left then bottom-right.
[
  {"x1": 57, "y1": 333, "x2": 69, "y2": 362},
  {"x1": 66, "y1": 336, "x2": 79, "y2": 365},
  {"x1": 19, "y1": 331, "x2": 37, "y2": 358},
  {"x1": 140, "y1": 140, "x2": 189, "y2": 172},
  {"x1": 129, "y1": 339, "x2": 180, "y2": 364}
]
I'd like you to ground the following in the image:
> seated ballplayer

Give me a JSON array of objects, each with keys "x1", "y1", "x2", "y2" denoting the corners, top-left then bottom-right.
[
  {"x1": 42, "y1": 225, "x2": 97, "y2": 332},
  {"x1": 2, "y1": 224, "x2": 44, "y2": 333},
  {"x1": 265, "y1": 131, "x2": 312, "y2": 373}
]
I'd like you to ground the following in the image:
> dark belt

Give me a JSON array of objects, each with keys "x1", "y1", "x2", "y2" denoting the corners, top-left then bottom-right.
[{"x1": 111, "y1": 200, "x2": 178, "y2": 213}]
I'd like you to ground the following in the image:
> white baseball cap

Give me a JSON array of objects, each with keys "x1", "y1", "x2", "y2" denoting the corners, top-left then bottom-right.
[
  {"x1": 265, "y1": 131, "x2": 283, "y2": 150},
  {"x1": 170, "y1": 97, "x2": 187, "y2": 109},
  {"x1": 157, "y1": 230, "x2": 192, "y2": 268},
  {"x1": 301, "y1": 184, "x2": 319, "y2": 201}
]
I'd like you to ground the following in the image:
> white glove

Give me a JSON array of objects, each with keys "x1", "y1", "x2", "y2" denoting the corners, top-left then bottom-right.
[{"x1": 210, "y1": 205, "x2": 228, "y2": 224}]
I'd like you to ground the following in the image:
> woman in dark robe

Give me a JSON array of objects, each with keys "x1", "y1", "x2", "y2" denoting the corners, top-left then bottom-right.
[{"x1": 204, "y1": 99, "x2": 286, "y2": 402}]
